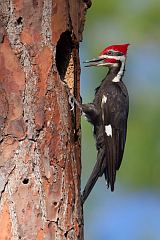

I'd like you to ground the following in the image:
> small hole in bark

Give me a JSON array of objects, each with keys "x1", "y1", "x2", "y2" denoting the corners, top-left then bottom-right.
[
  {"x1": 48, "y1": 222, "x2": 52, "y2": 228},
  {"x1": 22, "y1": 178, "x2": 29, "y2": 184},
  {"x1": 53, "y1": 201, "x2": 57, "y2": 206},
  {"x1": 17, "y1": 17, "x2": 23, "y2": 25},
  {"x1": 56, "y1": 31, "x2": 73, "y2": 80}
]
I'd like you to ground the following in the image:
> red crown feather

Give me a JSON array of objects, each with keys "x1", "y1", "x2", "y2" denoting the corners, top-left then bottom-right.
[{"x1": 100, "y1": 44, "x2": 129, "y2": 56}]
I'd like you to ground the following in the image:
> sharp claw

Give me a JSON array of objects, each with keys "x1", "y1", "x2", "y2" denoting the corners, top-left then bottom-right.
[
  {"x1": 62, "y1": 80, "x2": 82, "y2": 111},
  {"x1": 69, "y1": 96, "x2": 74, "y2": 111}
]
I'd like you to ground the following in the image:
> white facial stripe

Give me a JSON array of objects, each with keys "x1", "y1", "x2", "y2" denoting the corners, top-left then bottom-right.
[
  {"x1": 101, "y1": 54, "x2": 125, "y2": 62},
  {"x1": 98, "y1": 55, "x2": 106, "y2": 59},
  {"x1": 105, "y1": 124, "x2": 112, "y2": 137}
]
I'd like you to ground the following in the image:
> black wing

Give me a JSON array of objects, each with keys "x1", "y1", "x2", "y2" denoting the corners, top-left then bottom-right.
[{"x1": 101, "y1": 83, "x2": 129, "y2": 191}]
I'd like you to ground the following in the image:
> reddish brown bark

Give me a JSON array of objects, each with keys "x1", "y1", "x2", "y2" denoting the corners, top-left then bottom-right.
[{"x1": 0, "y1": 0, "x2": 91, "y2": 239}]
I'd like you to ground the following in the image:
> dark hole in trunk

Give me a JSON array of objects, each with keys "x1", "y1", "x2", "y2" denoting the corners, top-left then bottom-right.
[{"x1": 56, "y1": 31, "x2": 73, "y2": 80}]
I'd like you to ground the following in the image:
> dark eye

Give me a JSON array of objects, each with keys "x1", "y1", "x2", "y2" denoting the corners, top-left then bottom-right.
[{"x1": 107, "y1": 50, "x2": 112, "y2": 55}]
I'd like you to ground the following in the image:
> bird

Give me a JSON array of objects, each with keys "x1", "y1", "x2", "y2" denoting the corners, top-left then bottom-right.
[{"x1": 81, "y1": 43, "x2": 129, "y2": 203}]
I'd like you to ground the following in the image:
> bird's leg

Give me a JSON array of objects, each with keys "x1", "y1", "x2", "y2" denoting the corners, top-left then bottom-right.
[
  {"x1": 81, "y1": 103, "x2": 99, "y2": 124},
  {"x1": 62, "y1": 80, "x2": 82, "y2": 111},
  {"x1": 68, "y1": 94, "x2": 80, "y2": 111},
  {"x1": 62, "y1": 79, "x2": 99, "y2": 122}
]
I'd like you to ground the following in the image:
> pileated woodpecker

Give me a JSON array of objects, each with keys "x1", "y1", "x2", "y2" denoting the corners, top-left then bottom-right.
[{"x1": 81, "y1": 44, "x2": 129, "y2": 203}]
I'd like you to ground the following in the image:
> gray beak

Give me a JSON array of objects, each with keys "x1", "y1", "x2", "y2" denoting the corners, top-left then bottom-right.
[{"x1": 83, "y1": 56, "x2": 105, "y2": 67}]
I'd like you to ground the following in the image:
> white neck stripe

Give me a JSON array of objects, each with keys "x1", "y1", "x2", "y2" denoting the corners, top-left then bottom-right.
[{"x1": 112, "y1": 61, "x2": 125, "y2": 82}]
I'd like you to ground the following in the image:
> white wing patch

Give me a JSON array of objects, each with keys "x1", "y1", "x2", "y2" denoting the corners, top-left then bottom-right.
[
  {"x1": 105, "y1": 124, "x2": 112, "y2": 137},
  {"x1": 101, "y1": 95, "x2": 107, "y2": 121},
  {"x1": 102, "y1": 95, "x2": 107, "y2": 104}
]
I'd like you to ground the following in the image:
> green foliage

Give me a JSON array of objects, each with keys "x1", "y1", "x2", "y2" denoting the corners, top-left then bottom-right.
[
  {"x1": 120, "y1": 95, "x2": 160, "y2": 189},
  {"x1": 85, "y1": 0, "x2": 160, "y2": 43}
]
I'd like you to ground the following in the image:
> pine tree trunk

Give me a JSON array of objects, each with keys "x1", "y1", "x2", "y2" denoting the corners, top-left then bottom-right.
[{"x1": 0, "y1": 0, "x2": 91, "y2": 239}]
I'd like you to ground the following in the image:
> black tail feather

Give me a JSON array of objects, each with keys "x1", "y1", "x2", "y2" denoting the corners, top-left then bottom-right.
[{"x1": 82, "y1": 148, "x2": 105, "y2": 204}]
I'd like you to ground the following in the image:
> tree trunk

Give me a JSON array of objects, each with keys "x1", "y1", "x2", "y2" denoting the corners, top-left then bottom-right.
[{"x1": 0, "y1": 0, "x2": 91, "y2": 239}]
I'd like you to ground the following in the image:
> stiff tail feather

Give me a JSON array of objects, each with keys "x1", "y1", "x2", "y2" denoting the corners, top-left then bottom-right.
[{"x1": 82, "y1": 148, "x2": 105, "y2": 203}]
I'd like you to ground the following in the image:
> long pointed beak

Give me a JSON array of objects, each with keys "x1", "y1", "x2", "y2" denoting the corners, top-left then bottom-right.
[{"x1": 83, "y1": 56, "x2": 105, "y2": 67}]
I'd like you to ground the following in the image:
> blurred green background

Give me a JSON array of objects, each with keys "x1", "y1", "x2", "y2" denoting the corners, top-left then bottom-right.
[{"x1": 80, "y1": 0, "x2": 160, "y2": 239}]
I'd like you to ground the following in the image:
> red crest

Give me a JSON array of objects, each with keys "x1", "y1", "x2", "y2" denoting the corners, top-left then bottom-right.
[{"x1": 100, "y1": 44, "x2": 129, "y2": 56}]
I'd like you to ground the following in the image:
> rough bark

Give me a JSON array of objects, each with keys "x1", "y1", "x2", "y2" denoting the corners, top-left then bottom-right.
[{"x1": 0, "y1": 0, "x2": 91, "y2": 239}]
